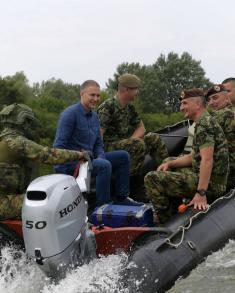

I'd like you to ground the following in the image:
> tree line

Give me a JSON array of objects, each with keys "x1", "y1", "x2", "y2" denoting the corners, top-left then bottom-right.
[{"x1": 0, "y1": 52, "x2": 212, "y2": 146}]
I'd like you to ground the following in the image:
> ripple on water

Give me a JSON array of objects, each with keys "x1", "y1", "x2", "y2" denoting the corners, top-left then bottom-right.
[
  {"x1": 168, "y1": 240, "x2": 235, "y2": 293},
  {"x1": 2, "y1": 240, "x2": 235, "y2": 293}
]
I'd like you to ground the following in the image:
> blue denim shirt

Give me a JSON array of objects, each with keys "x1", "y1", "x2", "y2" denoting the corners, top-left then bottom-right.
[{"x1": 53, "y1": 103, "x2": 105, "y2": 174}]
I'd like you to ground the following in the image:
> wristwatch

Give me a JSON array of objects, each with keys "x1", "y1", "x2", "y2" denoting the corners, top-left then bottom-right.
[{"x1": 196, "y1": 189, "x2": 207, "y2": 196}]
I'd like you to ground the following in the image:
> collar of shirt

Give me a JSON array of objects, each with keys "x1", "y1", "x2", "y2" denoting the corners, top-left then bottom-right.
[
  {"x1": 77, "y1": 103, "x2": 93, "y2": 117},
  {"x1": 114, "y1": 96, "x2": 129, "y2": 111}
]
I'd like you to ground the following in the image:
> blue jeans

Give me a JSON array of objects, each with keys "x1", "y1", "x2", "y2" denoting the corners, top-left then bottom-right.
[
  {"x1": 92, "y1": 151, "x2": 130, "y2": 205},
  {"x1": 54, "y1": 150, "x2": 130, "y2": 206}
]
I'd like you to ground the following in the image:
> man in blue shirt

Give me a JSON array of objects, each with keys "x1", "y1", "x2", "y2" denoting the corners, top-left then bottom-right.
[{"x1": 54, "y1": 80, "x2": 142, "y2": 206}]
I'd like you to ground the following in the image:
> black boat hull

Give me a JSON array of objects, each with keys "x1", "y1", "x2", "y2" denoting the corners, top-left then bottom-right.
[{"x1": 123, "y1": 189, "x2": 235, "y2": 293}]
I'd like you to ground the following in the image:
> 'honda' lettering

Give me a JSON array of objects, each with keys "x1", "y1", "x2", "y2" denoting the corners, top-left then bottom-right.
[{"x1": 59, "y1": 195, "x2": 82, "y2": 218}]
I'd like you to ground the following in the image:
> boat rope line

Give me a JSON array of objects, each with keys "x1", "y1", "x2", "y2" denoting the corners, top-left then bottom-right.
[{"x1": 165, "y1": 189, "x2": 235, "y2": 249}]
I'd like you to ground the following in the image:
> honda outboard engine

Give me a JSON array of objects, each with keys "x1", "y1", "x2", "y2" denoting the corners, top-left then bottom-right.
[{"x1": 22, "y1": 173, "x2": 96, "y2": 279}]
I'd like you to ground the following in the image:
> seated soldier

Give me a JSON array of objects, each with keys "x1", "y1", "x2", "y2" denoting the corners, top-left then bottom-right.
[
  {"x1": 180, "y1": 78, "x2": 235, "y2": 156},
  {"x1": 144, "y1": 89, "x2": 229, "y2": 223},
  {"x1": 206, "y1": 84, "x2": 235, "y2": 190},
  {"x1": 0, "y1": 103, "x2": 89, "y2": 219},
  {"x1": 97, "y1": 73, "x2": 168, "y2": 175}
]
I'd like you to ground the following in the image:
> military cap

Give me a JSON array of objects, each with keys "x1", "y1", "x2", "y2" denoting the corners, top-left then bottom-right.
[
  {"x1": 206, "y1": 84, "x2": 227, "y2": 98},
  {"x1": 180, "y1": 88, "x2": 205, "y2": 100},
  {"x1": 118, "y1": 74, "x2": 141, "y2": 88},
  {"x1": 0, "y1": 103, "x2": 35, "y2": 125}
]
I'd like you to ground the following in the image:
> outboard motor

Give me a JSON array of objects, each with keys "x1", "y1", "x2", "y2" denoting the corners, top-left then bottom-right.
[{"x1": 22, "y1": 173, "x2": 96, "y2": 279}]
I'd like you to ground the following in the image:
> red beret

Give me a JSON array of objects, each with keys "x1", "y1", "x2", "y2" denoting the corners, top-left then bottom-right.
[
  {"x1": 180, "y1": 88, "x2": 205, "y2": 101},
  {"x1": 206, "y1": 84, "x2": 227, "y2": 98}
]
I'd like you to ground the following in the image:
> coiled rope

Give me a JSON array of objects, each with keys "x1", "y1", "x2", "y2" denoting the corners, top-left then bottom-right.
[{"x1": 165, "y1": 189, "x2": 235, "y2": 248}]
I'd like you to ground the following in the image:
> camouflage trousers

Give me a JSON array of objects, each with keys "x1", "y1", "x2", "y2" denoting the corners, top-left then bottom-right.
[
  {"x1": 144, "y1": 167, "x2": 226, "y2": 223},
  {"x1": 106, "y1": 133, "x2": 169, "y2": 175},
  {"x1": 0, "y1": 194, "x2": 24, "y2": 219}
]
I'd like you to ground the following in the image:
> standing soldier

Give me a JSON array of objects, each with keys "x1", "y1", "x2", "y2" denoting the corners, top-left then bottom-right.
[
  {"x1": 0, "y1": 103, "x2": 88, "y2": 219},
  {"x1": 97, "y1": 73, "x2": 168, "y2": 175},
  {"x1": 207, "y1": 84, "x2": 235, "y2": 190},
  {"x1": 144, "y1": 89, "x2": 229, "y2": 223}
]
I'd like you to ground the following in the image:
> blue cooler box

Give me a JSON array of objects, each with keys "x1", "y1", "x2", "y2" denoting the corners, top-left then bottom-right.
[{"x1": 91, "y1": 204, "x2": 153, "y2": 228}]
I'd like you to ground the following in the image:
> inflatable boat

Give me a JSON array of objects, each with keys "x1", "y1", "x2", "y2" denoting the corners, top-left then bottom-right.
[
  {"x1": 122, "y1": 188, "x2": 235, "y2": 293},
  {"x1": 0, "y1": 119, "x2": 234, "y2": 292}
]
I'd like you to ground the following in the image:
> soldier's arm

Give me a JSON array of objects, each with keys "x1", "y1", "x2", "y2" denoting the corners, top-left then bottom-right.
[
  {"x1": 189, "y1": 145, "x2": 214, "y2": 211},
  {"x1": 189, "y1": 118, "x2": 216, "y2": 210},
  {"x1": 197, "y1": 145, "x2": 214, "y2": 191},
  {"x1": 131, "y1": 121, "x2": 146, "y2": 139},
  {"x1": 128, "y1": 105, "x2": 143, "y2": 138},
  {"x1": 97, "y1": 101, "x2": 112, "y2": 135},
  {"x1": 157, "y1": 154, "x2": 192, "y2": 171},
  {"x1": 6, "y1": 136, "x2": 84, "y2": 164}
]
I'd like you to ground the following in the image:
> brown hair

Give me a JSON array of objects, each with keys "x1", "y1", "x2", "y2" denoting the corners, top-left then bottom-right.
[{"x1": 80, "y1": 80, "x2": 100, "y2": 92}]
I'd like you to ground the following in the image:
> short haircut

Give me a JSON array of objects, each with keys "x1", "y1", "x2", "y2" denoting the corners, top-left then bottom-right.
[
  {"x1": 80, "y1": 80, "x2": 100, "y2": 92},
  {"x1": 222, "y1": 77, "x2": 235, "y2": 85},
  {"x1": 192, "y1": 96, "x2": 207, "y2": 107}
]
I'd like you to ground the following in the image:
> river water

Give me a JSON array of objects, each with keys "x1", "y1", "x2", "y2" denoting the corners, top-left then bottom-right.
[{"x1": 1, "y1": 240, "x2": 235, "y2": 293}]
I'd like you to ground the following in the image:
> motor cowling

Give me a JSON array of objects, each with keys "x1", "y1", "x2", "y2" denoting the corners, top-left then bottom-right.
[{"x1": 22, "y1": 174, "x2": 96, "y2": 278}]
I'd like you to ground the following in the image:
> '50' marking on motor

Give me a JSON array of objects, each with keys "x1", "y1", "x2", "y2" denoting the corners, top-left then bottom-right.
[{"x1": 25, "y1": 220, "x2": 47, "y2": 229}]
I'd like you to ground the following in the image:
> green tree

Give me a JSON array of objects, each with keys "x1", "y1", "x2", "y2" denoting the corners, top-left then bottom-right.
[
  {"x1": 28, "y1": 96, "x2": 68, "y2": 146},
  {"x1": 107, "y1": 52, "x2": 212, "y2": 113},
  {"x1": 151, "y1": 52, "x2": 212, "y2": 112},
  {"x1": 33, "y1": 78, "x2": 80, "y2": 105},
  {"x1": 0, "y1": 71, "x2": 33, "y2": 108}
]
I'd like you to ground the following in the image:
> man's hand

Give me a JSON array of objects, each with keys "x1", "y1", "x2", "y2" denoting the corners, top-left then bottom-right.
[
  {"x1": 188, "y1": 193, "x2": 208, "y2": 210},
  {"x1": 78, "y1": 150, "x2": 91, "y2": 162},
  {"x1": 157, "y1": 162, "x2": 170, "y2": 171}
]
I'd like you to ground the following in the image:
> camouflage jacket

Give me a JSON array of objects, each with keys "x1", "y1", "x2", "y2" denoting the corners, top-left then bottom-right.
[
  {"x1": 97, "y1": 97, "x2": 141, "y2": 145},
  {"x1": 192, "y1": 111, "x2": 229, "y2": 187},
  {"x1": 0, "y1": 128, "x2": 82, "y2": 194},
  {"x1": 212, "y1": 105, "x2": 235, "y2": 181}
]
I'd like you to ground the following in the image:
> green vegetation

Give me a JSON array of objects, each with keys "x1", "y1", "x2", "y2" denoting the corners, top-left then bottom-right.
[
  {"x1": 141, "y1": 112, "x2": 184, "y2": 132},
  {"x1": 0, "y1": 52, "x2": 212, "y2": 147},
  {"x1": 107, "y1": 52, "x2": 212, "y2": 113}
]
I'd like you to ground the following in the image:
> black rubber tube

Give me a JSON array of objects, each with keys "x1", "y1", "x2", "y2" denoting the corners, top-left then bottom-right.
[{"x1": 123, "y1": 190, "x2": 235, "y2": 293}]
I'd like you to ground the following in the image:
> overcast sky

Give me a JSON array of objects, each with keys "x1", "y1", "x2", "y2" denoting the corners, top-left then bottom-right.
[{"x1": 0, "y1": 0, "x2": 234, "y2": 88}]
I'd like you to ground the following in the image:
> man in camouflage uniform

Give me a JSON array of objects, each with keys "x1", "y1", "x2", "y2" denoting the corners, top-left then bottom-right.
[
  {"x1": 97, "y1": 74, "x2": 168, "y2": 175},
  {"x1": 144, "y1": 89, "x2": 229, "y2": 223},
  {"x1": 0, "y1": 103, "x2": 88, "y2": 219},
  {"x1": 207, "y1": 84, "x2": 235, "y2": 190}
]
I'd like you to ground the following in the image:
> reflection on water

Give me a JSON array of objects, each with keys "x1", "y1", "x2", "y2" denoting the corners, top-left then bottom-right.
[{"x1": 1, "y1": 240, "x2": 235, "y2": 293}]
